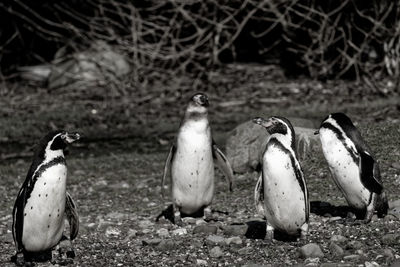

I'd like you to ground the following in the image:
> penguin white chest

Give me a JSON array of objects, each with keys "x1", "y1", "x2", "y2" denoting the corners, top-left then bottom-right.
[
  {"x1": 171, "y1": 122, "x2": 214, "y2": 214},
  {"x1": 262, "y1": 145, "x2": 306, "y2": 234},
  {"x1": 319, "y1": 128, "x2": 370, "y2": 209},
  {"x1": 22, "y1": 163, "x2": 67, "y2": 252}
]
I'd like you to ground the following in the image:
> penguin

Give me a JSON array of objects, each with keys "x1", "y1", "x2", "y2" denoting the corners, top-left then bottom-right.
[
  {"x1": 253, "y1": 116, "x2": 309, "y2": 239},
  {"x1": 162, "y1": 93, "x2": 234, "y2": 224},
  {"x1": 12, "y1": 130, "x2": 80, "y2": 265},
  {"x1": 315, "y1": 113, "x2": 388, "y2": 222}
]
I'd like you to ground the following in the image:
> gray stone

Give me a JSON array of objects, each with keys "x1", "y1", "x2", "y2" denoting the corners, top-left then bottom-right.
[
  {"x1": 226, "y1": 119, "x2": 320, "y2": 173},
  {"x1": 345, "y1": 240, "x2": 364, "y2": 250},
  {"x1": 225, "y1": 236, "x2": 243, "y2": 246},
  {"x1": 172, "y1": 228, "x2": 187, "y2": 236},
  {"x1": 365, "y1": 261, "x2": 380, "y2": 267},
  {"x1": 390, "y1": 259, "x2": 400, "y2": 267},
  {"x1": 205, "y1": 235, "x2": 226, "y2": 246},
  {"x1": 156, "y1": 228, "x2": 169, "y2": 238},
  {"x1": 221, "y1": 224, "x2": 248, "y2": 236},
  {"x1": 388, "y1": 199, "x2": 400, "y2": 219},
  {"x1": 105, "y1": 226, "x2": 121, "y2": 237},
  {"x1": 343, "y1": 254, "x2": 360, "y2": 262},
  {"x1": 238, "y1": 247, "x2": 252, "y2": 256},
  {"x1": 142, "y1": 238, "x2": 162, "y2": 246},
  {"x1": 196, "y1": 259, "x2": 208, "y2": 266},
  {"x1": 209, "y1": 246, "x2": 223, "y2": 258},
  {"x1": 298, "y1": 243, "x2": 324, "y2": 259},
  {"x1": 156, "y1": 239, "x2": 176, "y2": 251},
  {"x1": 193, "y1": 225, "x2": 218, "y2": 235},
  {"x1": 330, "y1": 235, "x2": 347, "y2": 243},
  {"x1": 382, "y1": 233, "x2": 400, "y2": 245},
  {"x1": 329, "y1": 242, "x2": 344, "y2": 258}
]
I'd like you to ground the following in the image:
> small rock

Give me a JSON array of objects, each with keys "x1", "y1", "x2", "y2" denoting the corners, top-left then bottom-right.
[
  {"x1": 138, "y1": 219, "x2": 154, "y2": 228},
  {"x1": 225, "y1": 236, "x2": 242, "y2": 246},
  {"x1": 156, "y1": 239, "x2": 176, "y2": 251},
  {"x1": 298, "y1": 243, "x2": 324, "y2": 259},
  {"x1": 329, "y1": 216, "x2": 343, "y2": 222},
  {"x1": 182, "y1": 217, "x2": 197, "y2": 224},
  {"x1": 304, "y1": 257, "x2": 320, "y2": 267},
  {"x1": 345, "y1": 240, "x2": 364, "y2": 250},
  {"x1": 390, "y1": 259, "x2": 400, "y2": 267},
  {"x1": 142, "y1": 238, "x2": 162, "y2": 246},
  {"x1": 209, "y1": 246, "x2": 223, "y2": 258},
  {"x1": 196, "y1": 259, "x2": 208, "y2": 266},
  {"x1": 383, "y1": 248, "x2": 394, "y2": 260},
  {"x1": 193, "y1": 225, "x2": 218, "y2": 234},
  {"x1": 221, "y1": 224, "x2": 248, "y2": 236},
  {"x1": 329, "y1": 242, "x2": 344, "y2": 258},
  {"x1": 381, "y1": 233, "x2": 400, "y2": 245},
  {"x1": 205, "y1": 235, "x2": 226, "y2": 246},
  {"x1": 343, "y1": 254, "x2": 360, "y2": 261},
  {"x1": 172, "y1": 228, "x2": 187, "y2": 236},
  {"x1": 196, "y1": 219, "x2": 207, "y2": 225},
  {"x1": 384, "y1": 214, "x2": 399, "y2": 221},
  {"x1": 330, "y1": 235, "x2": 347, "y2": 243},
  {"x1": 365, "y1": 261, "x2": 380, "y2": 267},
  {"x1": 238, "y1": 247, "x2": 252, "y2": 256},
  {"x1": 156, "y1": 228, "x2": 169, "y2": 238},
  {"x1": 105, "y1": 226, "x2": 121, "y2": 237}
]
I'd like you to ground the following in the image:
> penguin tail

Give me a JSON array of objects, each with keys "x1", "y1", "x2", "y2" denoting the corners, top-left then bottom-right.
[{"x1": 376, "y1": 191, "x2": 389, "y2": 218}]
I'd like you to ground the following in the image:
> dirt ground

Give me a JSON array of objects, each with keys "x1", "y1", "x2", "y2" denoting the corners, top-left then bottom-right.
[{"x1": 0, "y1": 64, "x2": 399, "y2": 266}]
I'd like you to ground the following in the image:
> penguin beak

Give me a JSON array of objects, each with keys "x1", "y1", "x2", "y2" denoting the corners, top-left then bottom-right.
[
  {"x1": 62, "y1": 132, "x2": 81, "y2": 144},
  {"x1": 314, "y1": 129, "x2": 319, "y2": 135},
  {"x1": 200, "y1": 95, "x2": 209, "y2": 107},
  {"x1": 252, "y1": 117, "x2": 273, "y2": 128}
]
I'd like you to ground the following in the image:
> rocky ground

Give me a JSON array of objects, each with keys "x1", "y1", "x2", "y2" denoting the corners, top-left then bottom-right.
[{"x1": 0, "y1": 64, "x2": 399, "y2": 266}]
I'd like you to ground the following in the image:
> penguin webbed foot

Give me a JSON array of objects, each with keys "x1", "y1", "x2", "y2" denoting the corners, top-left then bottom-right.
[
  {"x1": 265, "y1": 223, "x2": 274, "y2": 240},
  {"x1": 173, "y1": 206, "x2": 183, "y2": 226},
  {"x1": 11, "y1": 252, "x2": 26, "y2": 266}
]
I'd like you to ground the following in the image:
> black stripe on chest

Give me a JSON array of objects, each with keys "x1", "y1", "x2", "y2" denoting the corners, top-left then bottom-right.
[
  {"x1": 321, "y1": 122, "x2": 358, "y2": 163},
  {"x1": 25, "y1": 156, "x2": 66, "y2": 204}
]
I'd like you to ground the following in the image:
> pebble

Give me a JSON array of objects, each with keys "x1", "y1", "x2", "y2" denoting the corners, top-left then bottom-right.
[
  {"x1": 225, "y1": 236, "x2": 242, "y2": 246},
  {"x1": 238, "y1": 247, "x2": 252, "y2": 256},
  {"x1": 364, "y1": 261, "x2": 380, "y2": 267},
  {"x1": 206, "y1": 235, "x2": 226, "y2": 246},
  {"x1": 156, "y1": 239, "x2": 176, "y2": 251},
  {"x1": 142, "y1": 238, "x2": 162, "y2": 246},
  {"x1": 193, "y1": 225, "x2": 218, "y2": 234},
  {"x1": 382, "y1": 233, "x2": 400, "y2": 245},
  {"x1": 139, "y1": 219, "x2": 154, "y2": 228},
  {"x1": 105, "y1": 226, "x2": 121, "y2": 237},
  {"x1": 196, "y1": 259, "x2": 208, "y2": 266},
  {"x1": 172, "y1": 228, "x2": 187, "y2": 236},
  {"x1": 345, "y1": 240, "x2": 364, "y2": 250},
  {"x1": 329, "y1": 242, "x2": 344, "y2": 258},
  {"x1": 221, "y1": 224, "x2": 248, "y2": 236},
  {"x1": 330, "y1": 235, "x2": 347, "y2": 243},
  {"x1": 156, "y1": 228, "x2": 169, "y2": 238},
  {"x1": 343, "y1": 254, "x2": 360, "y2": 261},
  {"x1": 383, "y1": 248, "x2": 394, "y2": 260},
  {"x1": 182, "y1": 217, "x2": 197, "y2": 224},
  {"x1": 209, "y1": 246, "x2": 223, "y2": 258},
  {"x1": 298, "y1": 243, "x2": 324, "y2": 258},
  {"x1": 328, "y1": 216, "x2": 342, "y2": 222}
]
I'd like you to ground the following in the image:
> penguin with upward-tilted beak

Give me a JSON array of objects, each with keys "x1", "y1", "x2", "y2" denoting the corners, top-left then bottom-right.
[
  {"x1": 253, "y1": 116, "x2": 309, "y2": 240},
  {"x1": 315, "y1": 113, "x2": 388, "y2": 222},
  {"x1": 162, "y1": 93, "x2": 234, "y2": 224},
  {"x1": 12, "y1": 131, "x2": 80, "y2": 265}
]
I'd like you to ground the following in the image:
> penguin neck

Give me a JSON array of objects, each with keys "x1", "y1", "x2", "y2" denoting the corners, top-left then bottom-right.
[
  {"x1": 270, "y1": 132, "x2": 295, "y2": 151},
  {"x1": 181, "y1": 116, "x2": 210, "y2": 134},
  {"x1": 44, "y1": 144, "x2": 65, "y2": 164}
]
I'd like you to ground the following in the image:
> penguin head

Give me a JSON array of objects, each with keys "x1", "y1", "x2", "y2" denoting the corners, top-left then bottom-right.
[
  {"x1": 253, "y1": 116, "x2": 294, "y2": 136},
  {"x1": 318, "y1": 112, "x2": 356, "y2": 132},
  {"x1": 35, "y1": 131, "x2": 80, "y2": 161},
  {"x1": 185, "y1": 93, "x2": 209, "y2": 120},
  {"x1": 191, "y1": 93, "x2": 209, "y2": 107}
]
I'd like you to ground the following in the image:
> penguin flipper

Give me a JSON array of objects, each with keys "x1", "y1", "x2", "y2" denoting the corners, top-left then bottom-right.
[
  {"x1": 254, "y1": 174, "x2": 265, "y2": 216},
  {"x1": 359, "y1": 151, "x2": 383, "y2": 194},
  {"x1": 212, "y1": 143, "x2": 234, "y2": 192},
  {"x1": 162, "y1": 145, "x2": 176, "y2": 198},
  {"x1": 65, "y1": 192, "x2": 79, "y2": 241},
  {"x1": 12, "y1": 182, "x2": 29, "y2": 253}
]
